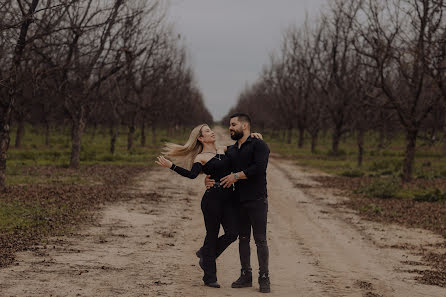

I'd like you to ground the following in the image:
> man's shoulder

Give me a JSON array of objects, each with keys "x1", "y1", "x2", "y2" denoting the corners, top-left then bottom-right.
[{"x1": 251, "y1": 137, "x2": 269, "y2": 148}]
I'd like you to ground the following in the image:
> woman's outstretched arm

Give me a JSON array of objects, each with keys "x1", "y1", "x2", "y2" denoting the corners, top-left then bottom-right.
[{"x1": 156, "y1": 156, "x2": 202, "y2": 179}]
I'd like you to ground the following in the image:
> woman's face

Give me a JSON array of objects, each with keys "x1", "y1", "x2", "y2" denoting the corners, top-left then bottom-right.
[{"x1": 199, "y1": 125, "x2": 216, "y2": 144}]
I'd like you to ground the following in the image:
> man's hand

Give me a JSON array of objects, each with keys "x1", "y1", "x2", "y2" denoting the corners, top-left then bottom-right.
[
  {"x1": 220, "y1": 173, "x2": 237, "y2": 188},
  {"x1": 205, "y1": 175, "x2": 215, "y2": 189}
]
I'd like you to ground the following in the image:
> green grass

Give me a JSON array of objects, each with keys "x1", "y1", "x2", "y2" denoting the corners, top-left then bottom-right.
[
  {"x1": 0, "y1": 200, "x2": 65, "y2": 233},
  {"x1": 5, "y1": 125, "x2": 190, "y2": 185}
]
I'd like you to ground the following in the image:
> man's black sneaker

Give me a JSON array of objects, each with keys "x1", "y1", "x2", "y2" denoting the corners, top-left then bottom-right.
[
  {"x1": 205, "y1": 282, "x2": 221, "y2": 288},
  {"x1": 231, "y1": 268, "x2": 252, "y2": 288},
  {"x1": 258, "y1": 273, "x2": 271, "y2": 293}
]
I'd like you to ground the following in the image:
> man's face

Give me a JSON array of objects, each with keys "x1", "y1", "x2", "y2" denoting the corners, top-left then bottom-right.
[{"x1": 229, "y1": 117, "x2": 244, "y2": 140}]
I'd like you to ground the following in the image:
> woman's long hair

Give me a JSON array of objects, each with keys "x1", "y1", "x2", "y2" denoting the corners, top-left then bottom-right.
[{"x1": 162, "y1": 124, "x2": 207, "y2": 169}]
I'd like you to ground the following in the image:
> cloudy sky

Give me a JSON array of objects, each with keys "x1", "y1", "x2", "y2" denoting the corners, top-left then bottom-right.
[{"x1": 168, "y1": 0, "x2": 326, "y2": 121}]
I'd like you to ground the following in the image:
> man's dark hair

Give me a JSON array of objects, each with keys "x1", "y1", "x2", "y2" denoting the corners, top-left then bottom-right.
[{"x1": 230, "y1": 113, "x2": 251, "y2": 127}]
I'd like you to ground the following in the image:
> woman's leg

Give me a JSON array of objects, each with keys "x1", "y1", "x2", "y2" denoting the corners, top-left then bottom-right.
[
  {"x1": 215, "y1": 197, "x2": 239, "y2": 258},
  {"x1": 200, "y1": 191, "x2": 223, "y2": 284}
]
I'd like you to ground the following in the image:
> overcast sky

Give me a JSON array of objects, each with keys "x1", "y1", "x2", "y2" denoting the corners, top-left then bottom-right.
[{"x1": 167, "y1": 0, "x2": 326, "y2": 121}]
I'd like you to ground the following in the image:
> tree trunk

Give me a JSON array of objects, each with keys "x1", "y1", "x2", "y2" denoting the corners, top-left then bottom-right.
[
  {"x1": 287, "y1": 126, "x2": 292, "y2": 144},
  {"x1": 69, "y1": 108, "x2": 86, "y2": 169},
  {"x1": 298, "y1": 126, "x2": 305, "y2": 148},
  {"x1": 167, "y1": 126, "x2": 172, "y2": 137},
  {"x1": 378, "y1": 126, "x2": 385, "y2": 149},
  {"x1": 110, "y1": 124, "x2": 118, "y2": 154},
  {"x1": 127, "y1": 124, "x2": 135, "y2": 151},
  {"x1": 91, "y1": 122, "x2": 97, "y2": 139},
  {"x1": 443, "y1": 117, "x2": 446, "y2": 155},
  {"x1": 15, "y1": 118, "x2": 25, "y2": 148},
  {"x1": 311, "y1": 131, "x2": 318, "y2": 154},
  {"x1": 152, "y1": 124, "x2": 157, "y2": 146},
  {"x1": 44, "y1": 121, "x2": 50, "y2": 146},
  {"x1": 357, "y1": 129, "x2": 365, "y2": 167},
  {"x1": 0, "y1": 120, "x2": 11, "y2": 191},
  {"x1": 402, "y1": 129, "x2": 418, "y2": 182},
  {"x1": 0, "y1": 0, "x2": 40, "y2": 190},
  {"x1": 140, "y1": 118, "x2": 146, "y2": 147},
  {"x1": 332, "y1": 129, "x2": 341, "y2": 155}
]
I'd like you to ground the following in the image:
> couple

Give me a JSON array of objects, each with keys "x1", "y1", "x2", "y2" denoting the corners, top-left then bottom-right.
[{"x1": 156, "y1": 113, "x2": 271, "y2": 293}]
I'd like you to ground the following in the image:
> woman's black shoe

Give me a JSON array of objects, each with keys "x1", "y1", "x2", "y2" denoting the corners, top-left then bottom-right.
[
  {"x1": 196, "y1": 248, "x2": 202, "y2": 258},
  {"x1": 231, "y1": 268, "x2": 252, "y2": 288},
  {"x1": 205, "y1": 282, "x2": 221, "y2": 288},
  {"x1": 198, "y1": 257, "x2": 204, "y2": 271}
]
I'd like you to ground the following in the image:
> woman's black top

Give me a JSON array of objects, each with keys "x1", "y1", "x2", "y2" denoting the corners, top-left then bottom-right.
[{"x1": 170, "y1": 154, "x2": 232, "y2": 181}]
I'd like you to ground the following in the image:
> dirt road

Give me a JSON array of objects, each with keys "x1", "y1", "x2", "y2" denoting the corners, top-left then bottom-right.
[{"x1": 1, "y1": 127, "x2": 446, "y2": 297}]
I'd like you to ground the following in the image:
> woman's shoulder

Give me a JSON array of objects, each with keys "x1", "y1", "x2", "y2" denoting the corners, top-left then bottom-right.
[{"x1": 194, "y1": 154, "x2": 205, "y2": 164}]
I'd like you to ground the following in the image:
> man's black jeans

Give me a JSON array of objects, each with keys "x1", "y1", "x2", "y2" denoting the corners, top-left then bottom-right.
[{"x1": 238, "y1": 198, "x2": 269, "y2": 274}]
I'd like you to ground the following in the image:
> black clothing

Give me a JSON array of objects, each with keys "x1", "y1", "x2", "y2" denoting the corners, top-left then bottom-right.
[
  {"x1": 238, "y1": 199, "x2": 269, "y2": 274},
  {"x1": 231, "y1": 268, "x2": 253, "y2": 288},
  {"x1": 170, "y1": 154, "x2": 238, "y2": 284},
  {"x1": 226, "y1": 137, "x2": 270, "y2": 202},
  {"x1": 225, "y1": 136, "x2": 270, "y2": 276},
  {"x1": 171, "y1": 162, "x2": 202, "y2": 178},
  {"x1": 201, "y1": 187, "x2": 238, "y2": 283},
  {"x1": 171, "y1": 153, "x2": 232, "y2": 182}
]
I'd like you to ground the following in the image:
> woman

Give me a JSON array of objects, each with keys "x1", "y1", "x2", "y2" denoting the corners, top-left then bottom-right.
[{"x1": 155, "y1": 124, "x2": 261, "y2": 288}]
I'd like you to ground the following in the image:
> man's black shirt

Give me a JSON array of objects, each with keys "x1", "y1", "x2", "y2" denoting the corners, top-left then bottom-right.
[{"x1": 226, "y1": 136, "x2": 270, "y2": 202}]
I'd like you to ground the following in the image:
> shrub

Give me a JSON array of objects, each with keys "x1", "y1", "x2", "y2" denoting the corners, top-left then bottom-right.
[
  {"x1": 360, "y1": 203, "x2": 383, "y2": 214},
  {"x1": 413, "y1": 188, "x2": 446, "y2": 202},
  {"x1": 359, "y1": 178, "x2": 400, "y2": 199},
  {"x1": 327, "y1": 149, "x2": 347, "y2": 158},
  {"x1": 340, "y1": 169, "x2": 365, "y2": 178},
  {"x1": 80, "y1": 149, "x2": 96, "y2": 161},
  {"x1": 368, "y1": 159, "x2": 401, "y2": 172},
  {"x1": 380, "y1": 170, "x2": 394, "y2": 176}
]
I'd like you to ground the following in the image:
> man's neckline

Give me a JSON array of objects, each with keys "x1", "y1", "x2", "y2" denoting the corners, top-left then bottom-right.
[{"x1": 236, "y1": 135, "x2": 252, "y2": 148}]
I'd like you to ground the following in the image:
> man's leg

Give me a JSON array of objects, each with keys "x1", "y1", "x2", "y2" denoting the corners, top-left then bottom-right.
[
  {"x1": 238, "y1": 202, "x2": 252, "y2": 270},
  {"x1": 231, "y1": 202, "x2": 253, "y2": 288},
  {"x1": 247, "y1": 198, "x2": 270, "y2": 293}
]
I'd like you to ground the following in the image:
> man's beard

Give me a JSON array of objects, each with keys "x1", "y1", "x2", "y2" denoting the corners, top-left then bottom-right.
[{"x1": 230, "y1": 129, "x2": 244, "y2": 140}]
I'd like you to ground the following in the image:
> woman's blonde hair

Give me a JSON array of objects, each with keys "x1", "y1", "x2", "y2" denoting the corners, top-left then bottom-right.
[{"x1": 162, "y1": 124, "x2": 208, "y2": 169}]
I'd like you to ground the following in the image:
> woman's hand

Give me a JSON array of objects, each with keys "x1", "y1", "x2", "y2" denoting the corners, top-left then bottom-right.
[
  {"x1": 155, "y1": 156, "x2": 173, "y2": 169},
  {"x1": 251, "y1": 132, "x2": 263, "y2": 140}
]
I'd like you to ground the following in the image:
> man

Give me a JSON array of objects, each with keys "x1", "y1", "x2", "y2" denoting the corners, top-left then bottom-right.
[{"x1": 206, "y1": 113, "x2": 271, "y2": 293}]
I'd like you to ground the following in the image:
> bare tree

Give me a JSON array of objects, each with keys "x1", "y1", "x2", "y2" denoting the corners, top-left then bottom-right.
[
  {"x1": 354, "y1": 0, "x2": 444, "y2": 181},
  {"x1": 0, "y1": 0, "x2": 40, "y2": 190}
]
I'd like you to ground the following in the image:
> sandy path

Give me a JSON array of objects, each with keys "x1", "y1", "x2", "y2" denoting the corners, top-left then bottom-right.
[{"x1": 1, "y1": 127, "x2": 446, "y2": 297}]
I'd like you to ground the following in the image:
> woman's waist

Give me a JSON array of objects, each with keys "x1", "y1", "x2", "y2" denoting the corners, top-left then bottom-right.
[
  {"x1": 206, "y1": 181, "x2": 235, "y2": 192},
  {"x1": 207, "y1": 172, "x2": 232, "y2": 181}
]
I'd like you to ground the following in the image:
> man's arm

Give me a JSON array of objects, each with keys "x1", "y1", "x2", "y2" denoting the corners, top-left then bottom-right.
[
  {"x1": 242, "y1": 140, "x2": 270, "y2": 178},
  {"x1": 220, "y1": 140, "x2": 269, "y2": 188}
]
